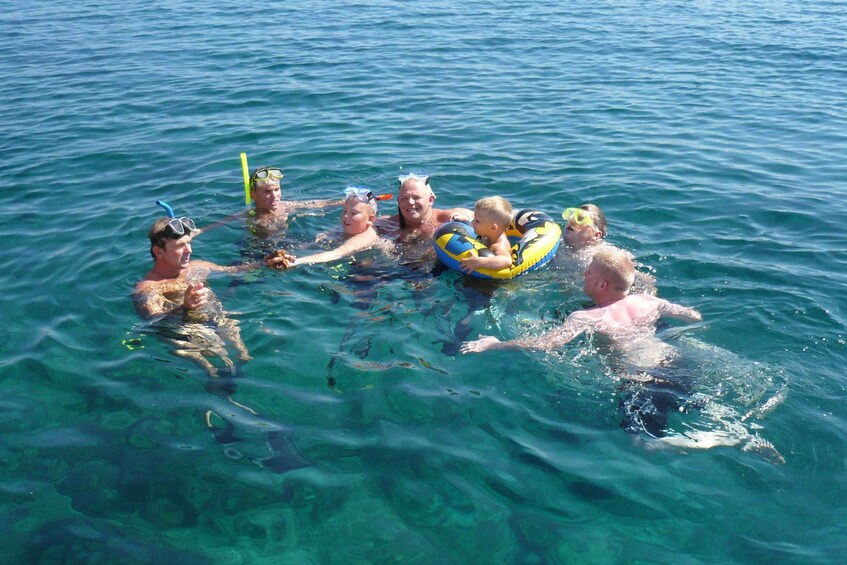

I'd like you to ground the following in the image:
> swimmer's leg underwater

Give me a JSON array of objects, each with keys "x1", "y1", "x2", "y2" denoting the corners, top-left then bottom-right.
[
  {"x1": 204, "y1": 377, "x2": 311, "y2": 472},
  {"x1": 440, "y1": 276, "x2": 499, "y2": 356}
]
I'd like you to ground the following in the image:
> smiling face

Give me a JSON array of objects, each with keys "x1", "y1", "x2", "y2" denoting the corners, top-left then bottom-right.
[
  {"x1": 341, "y1": 198, "x2": 374, "y2": 236},
  {"x1": 397, "y1": 178, "x2": 435, "y2": 226},
  {"x1": 251, "y1": 180, "x2": 282, "y2": 213}
]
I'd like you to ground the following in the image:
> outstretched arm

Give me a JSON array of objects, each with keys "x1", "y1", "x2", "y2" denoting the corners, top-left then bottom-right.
[
  {"x1": 461, "y1": 313, "x2": 589, "y2": 353},
  {"x1": 192, "y1": 211, "x2": 247, "y2": 237},
  {"x1": 273, "y1": 230, "x2": 379, "y2": 268},
  {"x1": 290, "y1": 198, "x2": 345, "y2": 211},
  {"x1": 194, "y1": 259, "x2": 259, "y2": 274},
  {"x1": 657, "y1": 298, "x2": 702, "y2": 323}
]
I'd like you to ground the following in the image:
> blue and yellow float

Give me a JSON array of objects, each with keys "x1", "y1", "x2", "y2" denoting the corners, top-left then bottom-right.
[{"x1": 434, "y1": 209, "x2": 562, "y2": 279}]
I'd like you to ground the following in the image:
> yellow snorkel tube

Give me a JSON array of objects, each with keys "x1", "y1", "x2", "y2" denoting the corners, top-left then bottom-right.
[{"x1": 241, "y1": 152, "x2": 251, "y2": 207}]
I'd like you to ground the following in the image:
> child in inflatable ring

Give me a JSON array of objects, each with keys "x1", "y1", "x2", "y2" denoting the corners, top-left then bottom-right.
[{"x1": 459, "y1": 196, "x2": 514, "y2": 273}]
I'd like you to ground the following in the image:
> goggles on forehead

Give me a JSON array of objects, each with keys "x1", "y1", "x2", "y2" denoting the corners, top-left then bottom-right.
[
  {"x1": 155, "y1": 200, "x2": 196, "y2": 237},
  {"x1": 250, "y1": 167, "x2": 284, "y2": 186},
  {"x1": 345, "y1": 186, "x2": 377, "y2": 213},
  {"x1": 562, "y1": 207, "x2": 595, "y2": 227},
  {"x1": 166, "y1": 217, "x2": 196, "y2": 237},
  {"x1": 398, "y1": 173, "x2": 430, "y2": 186}
]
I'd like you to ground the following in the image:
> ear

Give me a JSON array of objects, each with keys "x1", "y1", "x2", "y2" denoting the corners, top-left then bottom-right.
[{"x1": 152, "y1": 245, "x2": 165, "y2": 259}]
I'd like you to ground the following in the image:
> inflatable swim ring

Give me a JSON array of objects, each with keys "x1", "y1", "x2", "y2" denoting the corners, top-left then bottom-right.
[{"x1": 434, "y1": 209, "x2": 562, "y2": 279}]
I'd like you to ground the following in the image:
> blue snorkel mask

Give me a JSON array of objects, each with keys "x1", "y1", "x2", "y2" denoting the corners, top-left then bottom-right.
[{"x1": 156, "y1": 200, "x2": 196, "y2": 237}]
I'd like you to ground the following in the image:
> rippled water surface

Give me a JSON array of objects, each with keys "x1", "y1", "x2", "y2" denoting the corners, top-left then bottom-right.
[{"x1": 2, "y1": 0, "x2": 847, "y2": 562}]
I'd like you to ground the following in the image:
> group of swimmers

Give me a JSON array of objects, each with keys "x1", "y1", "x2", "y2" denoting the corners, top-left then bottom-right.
[
  {"x1": 135, "y1": 164, "x2": 703, "y2": 363},
  {"x1": 131, "y1": 166, "x2": 793, "y2": 463},
  {"x1": 134, "y1": 166, "x2": 704, "y2": 432}
]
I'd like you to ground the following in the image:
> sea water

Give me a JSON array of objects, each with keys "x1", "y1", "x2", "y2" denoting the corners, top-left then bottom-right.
[{"x1": 1, "y1": 0, "x2": 846, "y2": 562}]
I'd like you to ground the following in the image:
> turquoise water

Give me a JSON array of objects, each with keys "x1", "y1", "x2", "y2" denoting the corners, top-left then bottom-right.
[{"x1": 2, "y1": 0, "x2": 847, "y2": 562}]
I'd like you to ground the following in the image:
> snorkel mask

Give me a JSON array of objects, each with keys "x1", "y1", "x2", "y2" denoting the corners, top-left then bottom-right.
[
  {"x1": 156, "y1": 200, "x2": 196, "y2": 237},
  {"x1": 398, "y1": 173, "x2": 430, "y2": 186},
  {"x1": 562, "y1": 207, "x2": 595, "y2": 228},
  {"x1": 344, "y1": 186, "x2": 378, "y2": 214},
  {"x1": 249, "y1": 167, "x2": 284, "y2": 189}
]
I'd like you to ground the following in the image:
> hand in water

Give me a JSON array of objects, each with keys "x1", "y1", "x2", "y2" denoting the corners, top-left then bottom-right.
[
  {"x1": 460, "y1": 335, "x2": 501, "y2": 354},
  {"x1": 265, "y1": 249, "x2": 296, "y2": 269},
  {"x1": 183, "y1": 282, "x2": 210, "y2": 310}
]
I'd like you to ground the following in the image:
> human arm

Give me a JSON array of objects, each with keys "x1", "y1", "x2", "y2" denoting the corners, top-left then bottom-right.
[
  {"x1": 459, "y1": 235, "x2": 513, "y2": 272},
  {"x1": 460, "y1": 313, "x2": 590, "y2": 353},
  {"x1": 192, "y1": 211, "x2": 247, "y2": 237},
  {"x1": 656, "y1": 297, "x2": 702, "y2": 323},
  {"x1": 436, "y1": 207, "x2": 475, "y2": 224},
  {"x1": 272, "y1": 230, "x2": 379, "y2": 268},
  {"x1": 289, "y1": 198, "x2": 345, "y2": 211},
  {"x1": 133, "y1": 282, "x2": 211, "y2": 319}
]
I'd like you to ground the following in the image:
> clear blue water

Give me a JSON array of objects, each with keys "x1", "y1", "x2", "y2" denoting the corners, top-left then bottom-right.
[{"x1": 2, "y1": 0, "x2": 846, "y2": 562}]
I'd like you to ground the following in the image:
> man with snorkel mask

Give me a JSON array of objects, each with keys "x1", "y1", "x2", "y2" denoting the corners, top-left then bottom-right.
[
  {"x1": 197, "y1": 166, "x2": 345, "y2": 239},
  {"x1": 381, "y1": 173, "x2": 473, "y2": 241},
  {"x1": 134, "y1": 205, "x2": 279, "y2": 375},
  {"x1": 247, "y1": 166, "x2": 343, "y2": 231}
]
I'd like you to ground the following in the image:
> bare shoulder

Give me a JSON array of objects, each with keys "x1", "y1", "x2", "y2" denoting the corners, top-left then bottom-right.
[
  {"x1": 569, "y1": 307, "x2": 603, "y2": 323},
  {"x1": 349, "y1": 228, "x2": 380, "y2": 249},
  {"x1": 134, "y1": 278, "x2": 156, "y2": 294},
  {"x1": 191, "y1": 259, "x2": 230, "y2": 273}
]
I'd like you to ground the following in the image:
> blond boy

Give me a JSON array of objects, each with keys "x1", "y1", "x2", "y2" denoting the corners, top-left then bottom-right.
[{"x1": 459, "y1": 196, "x2": 514, "y2": 273}]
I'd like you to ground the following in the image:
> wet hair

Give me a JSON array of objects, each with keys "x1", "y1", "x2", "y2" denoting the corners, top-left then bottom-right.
[
  {"x1": 591, "y1": 248, "x2": 635, "y2": 293},
  {"x1": 474, "y1": 196, "x2": 513, "y2": 227},
  {"x1": 579, "y1": 203, "x2": 607, "y2": 237},
  {"x1": 148, "y1": 217, "x2": 183, "y2": 259}
]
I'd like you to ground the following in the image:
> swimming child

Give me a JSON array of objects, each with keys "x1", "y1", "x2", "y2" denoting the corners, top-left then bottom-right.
[
  {"x1": 459, "y1": 196, "x2": 514, "y2": 273},
  {"x1": 269, "y1": 187, "x2": 390, "y2": 268}
]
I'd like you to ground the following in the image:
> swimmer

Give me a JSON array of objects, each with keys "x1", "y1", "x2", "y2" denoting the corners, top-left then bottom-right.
[
  {"x1": 134, "y1": 215, "x2": 277, "y2": 374},
  {"x1": 199, "y1": 166, "x2": 344, "y2": 237},
  {"x1": 379, "y1": 173, "x2": 473, "y2": 242},
  {"x1": 460, "y1": 247, "x2": 701, "y2": 354},
  {"x1": 459, "y1": 196, "x2": 514, "y2": 273},
  {"x1": 562, "y1": 204, "x2": 609, "y2": 254},
  {"x1": 561, "y1": 203, "x2": 656, "y2": 293},
  {"x1": 268, "y1": 187, "x2": 392, "y2": 268}
]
